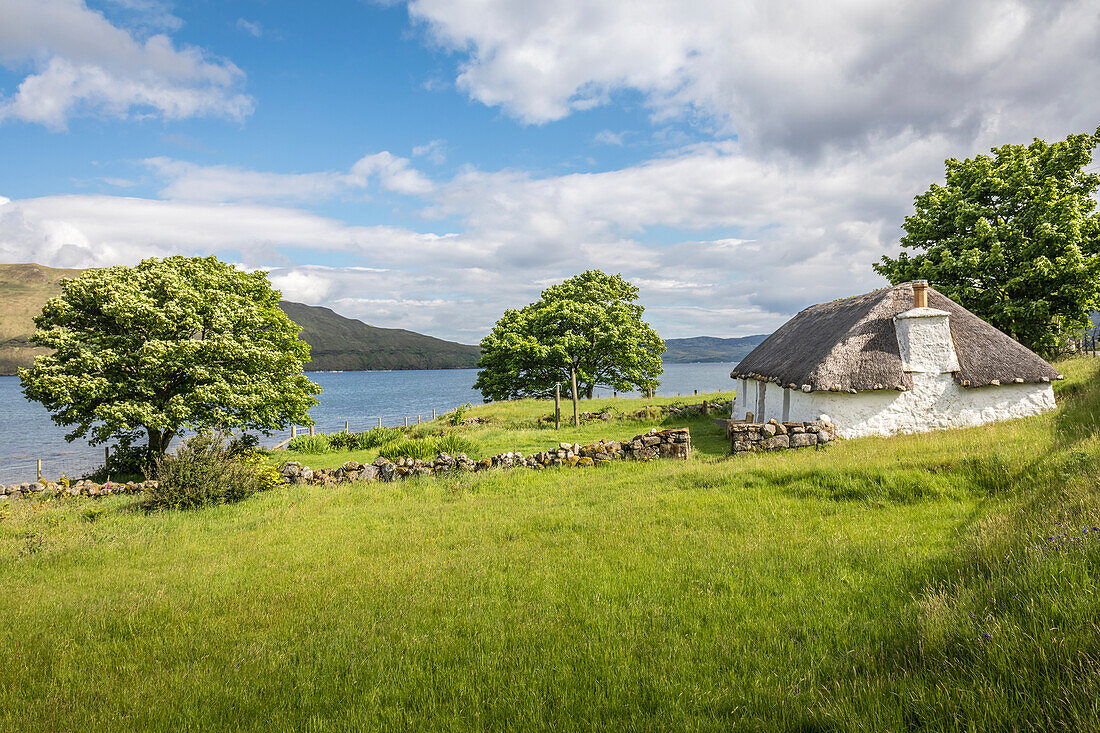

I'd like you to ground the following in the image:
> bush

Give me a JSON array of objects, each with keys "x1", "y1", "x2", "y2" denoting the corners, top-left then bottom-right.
[
  {"x1": 86, "y1": 442, "x2": 153, "y2": 482},
  {"x1": 288, "y1": 433, "x2": 330, "y2": 453},
  {"x1": 444, "y1": 402, "x2": 473, "y2": 426},
  {"x1": 356, "y1": 426, "x2": 403, "y2": 449},
  {"x1": 435, "y1": 433, "x2": 478, "y2": 457},
  {"x1": 327, "y1": 431, "x2": 359, "y2": 451},
  {"x1": 378, "y1": 438, "x2": 440, "y2": 462},
  {"x1": 148, "y1": 434, "x2": 276, "y2": 509}
]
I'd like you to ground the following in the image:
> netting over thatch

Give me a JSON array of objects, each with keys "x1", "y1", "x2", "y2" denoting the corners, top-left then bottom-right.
[{"x1": 730, "y1": 283, "x2": 1062, "y2": 392}]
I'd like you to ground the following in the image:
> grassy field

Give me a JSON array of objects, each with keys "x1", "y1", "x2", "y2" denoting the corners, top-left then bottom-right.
[{"x1": 2, "y1": 362, "x2": 1099, "y2": 730}]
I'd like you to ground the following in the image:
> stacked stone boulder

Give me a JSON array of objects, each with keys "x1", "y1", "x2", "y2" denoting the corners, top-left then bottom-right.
[
  {"x1": 0, "y1": 479, "x2": 156, "y2": 499},
  {"x1": 276, "y1": 427, "x2": 691, "y2": 485},
  {"x1": 729, "y1": 419, "x2": 834, "y2": 454}
]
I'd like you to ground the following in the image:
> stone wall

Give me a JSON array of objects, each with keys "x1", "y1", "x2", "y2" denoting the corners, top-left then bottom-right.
[
  {"x1": 1, "y1": 479, "x2": 155, "y2": 499},
  {"x1": 729, "y1": 419, "x2": 835, "y2": 455},
  {"x1": 278, "y1": 428, "x2": 691, "y2": 486}
]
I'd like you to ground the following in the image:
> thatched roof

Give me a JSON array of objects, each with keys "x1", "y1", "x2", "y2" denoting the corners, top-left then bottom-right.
[{"x1": 730, "y1": 283, "x2": 1062, "y2": 392}]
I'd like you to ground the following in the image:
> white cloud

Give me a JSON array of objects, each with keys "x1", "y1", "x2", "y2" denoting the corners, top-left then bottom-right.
[
  {"x1": 594, "y1": 129, "x2": 625, "y2": 146},
  {"x1": 0, "y1": 0, "x2": 253, "y2": 129},
  {"x1": 406, "y1": 0, "x2": 1100, "y2": 155},
  {"x1": 348, "y1": 152, "x2": 435, "y2": 195},
  {"x1": 412, "y1": 139, "x2": 447, "y2": 164},
  {"x1": 236, "y1": 18, "x2": 262, "y2": 37},
  {"x1": 145, "y1": 151, "x2": 436, "y2": 202}
]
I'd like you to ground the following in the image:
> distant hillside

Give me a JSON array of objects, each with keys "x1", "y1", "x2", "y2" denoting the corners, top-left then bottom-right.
[
  {"x1": 0, "y1": 263, "x2": 84, "y2": 375},
  {"x1": 662, "y1": 335, "x2": 769, "y2": 363},
  {"x1": 279, "y1": 301, "x2": 479, "y2": 371},
  {"x1": 0, "y1": 263, "x2": 479, "y2": 374}
]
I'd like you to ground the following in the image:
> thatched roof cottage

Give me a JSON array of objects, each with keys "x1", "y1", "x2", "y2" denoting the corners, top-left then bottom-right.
[{"x1": 730, "y1": 281, "x2": 1061, "y2": 438}]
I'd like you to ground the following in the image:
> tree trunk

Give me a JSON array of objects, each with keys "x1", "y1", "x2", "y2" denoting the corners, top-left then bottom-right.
[
  {"x1": 147, "y1": 428, "x2": 176, "y2": 455},
  {"x1": 570, "y1": 366, "x2": 580, "y2": 427}
]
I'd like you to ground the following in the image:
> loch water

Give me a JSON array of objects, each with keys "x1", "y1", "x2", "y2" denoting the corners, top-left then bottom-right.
[{"x1": 0, "y1": 362, "x2": 737, "y2": 484}]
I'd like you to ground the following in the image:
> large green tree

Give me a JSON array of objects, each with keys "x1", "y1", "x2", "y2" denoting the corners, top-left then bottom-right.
[
  {"x1": 20, "y1": 256, "x2": 321, "y2": 455},
  {"x1": 474, "y1": 270, "x2": 664, "y2": 420},
  {"x1": 874, "y1": 127, "x2": 1100, "y2": 356}
]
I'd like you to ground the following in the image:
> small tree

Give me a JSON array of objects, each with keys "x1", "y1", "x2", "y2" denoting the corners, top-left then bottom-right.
[
  {"x1": 474, "y1": 270, "x2": 664, "y2": 423},
  {"x1": 20, "y1": 256, "x2": 321, "y2": 457},
  {"x1": 874, "y1": 127, "x2": 1100, "y2": 356}
]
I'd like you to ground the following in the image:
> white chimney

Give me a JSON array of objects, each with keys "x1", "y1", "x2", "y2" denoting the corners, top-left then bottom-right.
[{"x1": 894, "y1": 281, "x2": 960, "y2": 374}]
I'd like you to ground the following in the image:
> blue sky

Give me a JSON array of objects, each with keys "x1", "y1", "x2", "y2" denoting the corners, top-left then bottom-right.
[{"x1": 2, "y1": 0, "x2": 1098, "y2": 342}]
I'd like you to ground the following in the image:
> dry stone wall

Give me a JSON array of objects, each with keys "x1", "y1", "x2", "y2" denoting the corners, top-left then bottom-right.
[
  {"x1": 1, "y1": 479, "x2": 155, "y2": 499},
  {"x1": 278, "y1": 428, "x2": 691, "y2": 486},
  {"x1": 729, "y1": 419, "x2": 835, "y2": 455}
]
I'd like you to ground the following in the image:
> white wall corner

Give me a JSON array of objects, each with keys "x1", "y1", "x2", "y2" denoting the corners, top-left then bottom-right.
[{"x1": 893, "y1": 307, "x2": 960, "y2": 374}]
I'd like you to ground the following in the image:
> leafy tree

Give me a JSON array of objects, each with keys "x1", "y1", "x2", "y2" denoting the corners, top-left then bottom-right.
[
  {"x1": 20, "y1": 256, "x2": 321, "y2": 457},
  {"x1": 474, "y1": 270, "x2": 664, "y2": 423},
  {"x1": 874, "y1": 127, "x2": 1100, "y2": 356}
]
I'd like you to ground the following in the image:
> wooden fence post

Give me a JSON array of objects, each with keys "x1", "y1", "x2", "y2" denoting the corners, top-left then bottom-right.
[
  {"x1": 37, "y1": 459, "x2": 42, "y2": 481},
  {"x1": 404, "y1": 416, "x2": 409, "y2": 427},
  {"x1": 309, "y1": 425, "x2": 315, "y2": 436},
  {"x1": 377, "y1": 417, "x2": 382, "y2": 428},
  {"x1": 433, "y1": 408, "x2": 436, "y2": 419},
  {"x1": 417, "y1": 415, "x2": 421, "y2": 425},
  {"x1": 291, "y1": 425, "x2": 297, "y2": 439},
  {"x1": 344, "y1": 420, "x2": 349, "y2": 433},
  {"x1": 554, "y1": 384, "x2": 561, "y2": 430}
]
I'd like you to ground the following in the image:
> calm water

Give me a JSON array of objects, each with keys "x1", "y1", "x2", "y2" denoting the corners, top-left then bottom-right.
[{"x1": 0, "y1": 362, "x2": 736, "y2": 484}]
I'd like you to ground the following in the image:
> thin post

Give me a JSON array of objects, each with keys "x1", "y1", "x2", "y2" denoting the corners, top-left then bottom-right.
[
  {"x1": 554, "y1": 384, "x2": 561, "y2": 429},
  {"x1": 309, "y1": 425, "x2": 315, "y2": 436},
  {"x1": 37, "y1": 459, "x2": 42, "y2": 481},
  {"x1": 570, "y1": 366, "x2": 580, "y2": 427},
  {"x1": 344, "y1": 420, "x2": 349, "y2": 433},
  {"x1": 417, "y1": 415, "x2": 421, "y2": 425},
  {"x1": 404, "y1": 416, "x2": 408, "y2": 427},
  {"x1": 377, "y1": 417, "x2": 382, "y2": 428},
  {"x1": 291, "y1": 425, "x2": 298, "y2": 439},
  {"x1": 432, "y1": 408, "x2": 436, "y2": 419}
]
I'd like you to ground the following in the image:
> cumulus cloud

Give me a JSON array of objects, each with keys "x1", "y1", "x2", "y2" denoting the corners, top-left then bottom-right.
[
  {"x1": 0, "y1": 0, "x2": 253, "y2": 129},
  {"x1": 406, "y1": 0, "x2": 1100, "y2": 155},
  {"x1": 145, "y1": 151, "x2": 435, "y2": 202}
]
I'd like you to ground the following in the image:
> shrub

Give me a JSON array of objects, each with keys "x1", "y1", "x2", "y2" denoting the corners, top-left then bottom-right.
[
  {"x1": 288, "y1": 433, "x2": 330, "y2": 454},
  {"x1": 444, "y1": 402, "x2": 473, "y2": 426},
  {"x1": 435, "y1": 433, "x2": 478, "y2": 457},
  {"x1": 327, "y1": 431, "x2": 359, "y2": 451},
  {"x1": 148, "y1": 434, "x2": 276, "y2": 509},
  {"x1": 378, "y1": 438, "x2": 440, "y2": 462},
  {"x1": 86, "y1": 442, "x2": 153, "y2": 482},
  {"x1": 354, "y1": 426, "x2": 403, "y2": 449}
]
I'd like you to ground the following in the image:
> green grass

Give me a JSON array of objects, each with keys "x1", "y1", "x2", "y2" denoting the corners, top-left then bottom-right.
[{"x1": 2, "y1": 367, "x2": 1100, "y2": 729}]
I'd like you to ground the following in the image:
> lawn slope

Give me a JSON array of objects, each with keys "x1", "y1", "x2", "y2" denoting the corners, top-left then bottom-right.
[{"x1": 1, "y1": 361, "x2": 1098, "y2": 730}]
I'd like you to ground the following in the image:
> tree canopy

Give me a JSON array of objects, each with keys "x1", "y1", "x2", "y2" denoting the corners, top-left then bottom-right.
[
  {"x1": 20, "y1": 256, "x2": 320, "y2": 455},
  {"x1": 474, "y1": 270, "x2": 664, "y2": 404},
  {"x1": 874, "y1": 127, "x2": 1100, "y2": 356}
]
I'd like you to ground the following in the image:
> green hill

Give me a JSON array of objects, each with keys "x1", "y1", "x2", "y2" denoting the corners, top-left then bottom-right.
[
  {"x1": 278, "y1": 301, "x2": 479, "y2": 371},
  {"x1": 0, "y1": 263, "x2": 479, "y2": 374},
  {"x1": 661, "y1": 335, "x2": 769, "y2": 363}
]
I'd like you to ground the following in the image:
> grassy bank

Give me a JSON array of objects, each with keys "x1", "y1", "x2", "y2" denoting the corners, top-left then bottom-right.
[{"x1": 1, "y1": 362, "x2": 1098, "y2": 729}]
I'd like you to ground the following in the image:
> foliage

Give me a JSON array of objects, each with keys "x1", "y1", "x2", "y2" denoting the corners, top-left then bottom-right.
[
  {"x1": 327, "y1": 431, "x2": 359, "y2": 451},
  {"x1": 875, "y1": 127, "x2": 1100, "y2": 355},
  {"x1": 19, "y1": 256, "x2": 321, "y2": 456},
  {"x1": 355, "y1": 426, "x2": 402, "y2": 449},
  {"x1": 86, "y1": 441, "x2": 153, "y2": 482},
  {"x1": 474, "y1": 270, "x2": 664, "y2": 402},
  {"x1": 377, "y1": 438, "x2": 440, "y2": 462},
  {"x1": 434, "y1": 433, "x2": 479, "y2": 457},
  {"x1": 288, "y1": 433, "x2": 331, "y2": 454},
  {"x1": 147, "y1": 433, "x2": 278, "y2": 509},
  {"x1": 444, "y1": 402, "x2": 473, "y2": 426}
]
